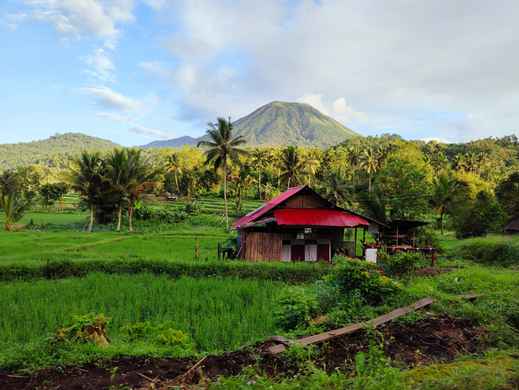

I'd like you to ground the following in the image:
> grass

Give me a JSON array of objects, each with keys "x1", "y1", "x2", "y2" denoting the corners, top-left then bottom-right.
[{"x1": 0, "y1": 273, "x2": 282, "y2": 369}]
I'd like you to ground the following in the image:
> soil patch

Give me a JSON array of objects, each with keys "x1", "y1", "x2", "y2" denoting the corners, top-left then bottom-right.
[{"x1": 0, "y1": 315, "x2": 486, "y2": 389}]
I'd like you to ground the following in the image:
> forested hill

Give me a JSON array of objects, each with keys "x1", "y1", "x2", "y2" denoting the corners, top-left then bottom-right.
[
  {"x1": 144, "y1": 101, "x2": 359, "y2": 148},
  {"x1": 0, "y1": 133, "x2": 118, "y2": 170}
]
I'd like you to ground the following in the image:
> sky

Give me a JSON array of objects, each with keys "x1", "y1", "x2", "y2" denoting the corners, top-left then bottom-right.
[{"x1": 1, "y1": 0, "x2": 519, "y2": 146}]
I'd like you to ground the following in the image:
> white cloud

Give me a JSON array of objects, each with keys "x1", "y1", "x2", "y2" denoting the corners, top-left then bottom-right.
[
  {"x1": 82, "y1": 86, "x2": 140, "y2": 112},
  {"x1": 139, "y1": 61, "x2": 173, "y2": 78},
  {"x1": 20, "y1": 0, "x2": 136, "y2": 46},
  {"x1": 84, "y1": 48, "x2": 115, "y2": 82},
  {"x1": 155, "y1": 0, "x2": 519, "y2": 140},
  {"x1": 129, "y1": 124, "x2": 172, "y2": 139},
  {"x1": 297, "y1": 94, "x2": 330, "y2": 115},
  {"x1": 142, "y1": 0, "x2": 166, "y2": 10}
]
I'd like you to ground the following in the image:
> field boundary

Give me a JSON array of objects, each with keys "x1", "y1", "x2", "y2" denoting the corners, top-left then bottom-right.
[
  {"x1": 268, "y1": 297, "x2": 435, "y2": 354},
  {"x1": 0, "y1": 258, "x2": 330, "y2": 283}
]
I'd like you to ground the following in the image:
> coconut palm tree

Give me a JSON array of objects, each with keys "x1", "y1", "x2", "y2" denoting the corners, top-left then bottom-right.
[
  {"x1": 166, "y1": 153, "x2": 182, "y2": 194},
  {"x1": 280, "y1": 146, "x2": 304, "y2": 189},
  {"x1": 69, "y1": 152, "x2": 105, "y2": 232},
  {"x1": 126, "y1": 149, "x2": 158, "y2": 232},
  {"x1": 104, "y1": 149, "x2": 129, "y2": 232},
  {"x1": 250, "y1": 148, "x2": 269, "y2": 199},
  {"x1": 359, "y1": 146, "x2": 380, "y2": 193},
  {"x1": 0, "y1": 170, "x2": 32, "y2": 231},
  {"x1": 197, "y1": 117, "x2": 248, "y2": 229},
  {"x1": 431, "y1": 171, "x2": 468, "y2": 234}
]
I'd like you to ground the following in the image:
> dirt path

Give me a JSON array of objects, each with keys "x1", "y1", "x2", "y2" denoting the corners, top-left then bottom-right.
[{"x1": 0, "y1": 315, "x2": 485, "y2": 389}]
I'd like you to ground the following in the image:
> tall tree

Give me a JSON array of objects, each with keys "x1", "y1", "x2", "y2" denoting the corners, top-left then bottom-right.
[
  {"x1": 280, "y1": 146, "x2": 304, "y2": 189},
  {"x1": 105, "y1": 149, "x2": 130, "y2": 232},
  {"x1": 430, "y1": 171, "x2": 469, "y2": 234},
  {"x1": 69, "y1": 152, "x2": 105, "y2": 232},
  {"x1": 197, "y1": 117, "x2": 247, "y2": 229},
  {"x1": 165, "y1": 153, "x2": 182, "y2": 194},
  {"x1": 496, "y1": 171, "x2": 519, "y2": 218},
  {"x1": 250, "y1": 148, "x2": 269, "y2": 199},
  {"x1": 359, "y1": 146, "x2": 380, "y2": 193},
  {"x1": 0, "y1": 170, "x2": 33, "y2": 231},
  {"x1": 125, "y1": 149, "x2": 157, "y2": 232}
]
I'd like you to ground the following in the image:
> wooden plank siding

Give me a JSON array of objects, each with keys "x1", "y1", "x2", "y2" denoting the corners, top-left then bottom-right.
[
  {"x1": 284, "y1": 193, "x2": 329, "y2": 209},
  {"x1": 244, "y1": 232, "x2": 283, "y2": 261}
]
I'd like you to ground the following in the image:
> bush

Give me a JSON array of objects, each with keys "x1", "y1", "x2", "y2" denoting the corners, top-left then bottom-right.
[
  {"x1": 454, "y1": 239, "x2": 519, "y2": 267},
  {"x1": 0, "y1": 258, "x2": 330, "y2": 284},
  {"x1": 134, "y1": 203, "x2": 188, "y2": 224},
  {"x1": 379, "y1": 252, "x2": 428, "y2": 276},
  {"x1": 274, "y1": 287, "x2": 318, "y2": 331},
  {"x1": 325, "y1": 258, "x2": 400, "y2": 305},
  {"x1": 121, "y1": 321, "x2": 195, "y2": 354}
]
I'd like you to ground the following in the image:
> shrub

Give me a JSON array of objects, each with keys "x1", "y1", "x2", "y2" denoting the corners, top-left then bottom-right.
[
  {"x1": 134, "y1": 204, "x2": 188, "y2": 224},
  {"x1": 325, "y1": 259, "x2": 400, "y2": 305},
  {"x1": 274, "y1": 287, "x2": 319, "y2": 331},
  {"x1": 379, "y1": 252, "x2": 428, "y2": 276},
  {"x1": 121, "y1": 321, "x2": 195, "y2": 354},
  {"x1": 0, "y1": 258, "x2": 330, "y2": 283},
  {"x1": 454, "y1": 239, "x2": 519, "y2": 266}
]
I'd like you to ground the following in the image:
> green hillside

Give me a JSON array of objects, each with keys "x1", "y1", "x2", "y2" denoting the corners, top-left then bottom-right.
[
  {"x1": 144, "y1": 101, "x2": 360, "y2": 149},
  {"x1": 0, "y1": 133, "x2": 119, "y2": 170},
  {"x1": 232, "y1": 101, "x2": 359, "y2": 147}
]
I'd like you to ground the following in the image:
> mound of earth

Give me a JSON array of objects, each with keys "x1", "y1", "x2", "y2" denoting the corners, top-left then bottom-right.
[{"x1": 0, "y1": 315, "x2": 485, "y2": 389}]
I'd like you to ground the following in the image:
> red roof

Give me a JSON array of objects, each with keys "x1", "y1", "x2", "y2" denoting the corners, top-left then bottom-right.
[
  {"x1": 274, "y1": 208, "x2": 369, "y2": 228},
  {"x1": 233, "y1": 186, "x2": 306, "y2": 229}
]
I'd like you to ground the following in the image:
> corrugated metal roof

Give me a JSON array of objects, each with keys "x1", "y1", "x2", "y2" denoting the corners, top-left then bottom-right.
[
  {"x1": 233, "y1": 186, "x2": 306, "y2": 229},
  {"x1": 274, "y1": 208, "x2": 369, "y2": 227}
]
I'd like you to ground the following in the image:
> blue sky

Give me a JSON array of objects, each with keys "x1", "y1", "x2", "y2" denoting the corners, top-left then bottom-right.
[{"x1": 1, "y1": 0, "x2": 519, "y2": 146}]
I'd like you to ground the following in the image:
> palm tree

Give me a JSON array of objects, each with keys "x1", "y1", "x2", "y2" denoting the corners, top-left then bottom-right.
[
  {"x1": 280, "y1": 146, "x2": 304, "y2": 189},
  {"x1": 197, "y1": 117, "x2": 248, "y2": 229},
  {"x1": 166, "y1": 153, "x2": 182, "y2": 194},
  {"x1": 359, "y1": 146, "x2": 380, "y2": 193},
  {"x1": 69, "y1": 152, "x2": 105, "y2": 232},
  {"x1": 104, "y1": 149, "x2": 157, "y2": 232},
  {"x1": 104, "y1": 149, "x2": 129, "y2": 232},
  {"x1": 431, "y1": 171, "x2": 468, "y2": 234},
  {"x1": 125, "y1": 149, "x2": 157, "y2": 232},
  {"x1": 0, "y1": 170, "x2": 32, "y2": 231},
  {"x1": 303, "y1": 154, "x2": 320, "y2": 186},
  {"x1": 250, "y1": 148, "x2": 269, "y2": 199}
]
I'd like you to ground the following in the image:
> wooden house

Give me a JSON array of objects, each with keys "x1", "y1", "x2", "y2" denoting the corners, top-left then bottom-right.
[
  {"x1": 233, "y1": 185, "x2": 374, "y2": 262},
  {"x1": 504, "y1": 217, "x2": 519, "y2": 234}
]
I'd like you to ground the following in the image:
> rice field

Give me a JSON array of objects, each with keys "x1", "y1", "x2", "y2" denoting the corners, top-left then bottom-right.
[
  {"x1": 0, "y1": 274, "x2": 282, "y2": 360},
  {"x1": 0, "y1": 195, "x2": 263, "y2": 266}
]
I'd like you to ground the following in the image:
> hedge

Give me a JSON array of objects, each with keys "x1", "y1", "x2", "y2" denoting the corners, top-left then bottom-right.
[
  {"x1": 0, "y1": 258, "x2": 331, "y2": 284},
  {"x1": 453, "y1": 239, "x2": 519, "y2": 267}
]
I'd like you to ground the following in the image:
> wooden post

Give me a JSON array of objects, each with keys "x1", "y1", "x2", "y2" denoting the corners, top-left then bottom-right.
[
  {"x1": 362, "y1": 227, "x2": 367, "y2": 258},
  {"x1": 354, "y1": 227, "x2": 358, "y2": 258}
]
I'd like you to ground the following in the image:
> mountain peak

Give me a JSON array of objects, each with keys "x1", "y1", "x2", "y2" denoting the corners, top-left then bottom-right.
[{"x1": 144, "y1": 100, "x2": 360, "y2": 149}]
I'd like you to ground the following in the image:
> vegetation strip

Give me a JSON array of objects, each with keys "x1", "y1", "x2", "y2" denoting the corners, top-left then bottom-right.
[{"x1": 268, "y1": 297, "x2": 434, "y2": 354}]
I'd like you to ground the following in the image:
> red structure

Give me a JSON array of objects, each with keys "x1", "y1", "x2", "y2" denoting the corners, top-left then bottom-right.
[{"x1": 234, "y1": 185, "x2": 373, "y2": 262}]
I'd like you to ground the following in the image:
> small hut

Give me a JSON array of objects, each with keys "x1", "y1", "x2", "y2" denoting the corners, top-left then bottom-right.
[
  {"x1": 233, "y1": 185, "x2": 376, "y2": 262},
  {"x1": 504, "y1": 217, "x2": 519, "y2": 234}
]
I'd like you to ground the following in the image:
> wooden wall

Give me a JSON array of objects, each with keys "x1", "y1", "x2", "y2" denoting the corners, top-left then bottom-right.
[
  {"x1": 284, "y1": 193, "x2": 328, "y2": 209},
  {"x1": 243, "y1": 232, "x2": 283, "y2": 261}
]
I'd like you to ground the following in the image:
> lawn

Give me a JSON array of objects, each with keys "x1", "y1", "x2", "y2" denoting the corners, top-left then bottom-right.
[{"x1": 0, "y1": 273, "x2": 282, "y2": 369}]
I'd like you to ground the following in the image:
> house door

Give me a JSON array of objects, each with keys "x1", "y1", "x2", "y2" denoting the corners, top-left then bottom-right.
[
  {"x1": 317, "y1": 243, "x2": 330, "y2": 261},
  {"x1": 291, "y1": 244, "x2": 305, "y2": 261},
  {"x1": 281, "y1": 240, "x2": 291, "y2": 261},
  {"x1": 305, "y1": 243, "x2": 318, "y2": 262}
]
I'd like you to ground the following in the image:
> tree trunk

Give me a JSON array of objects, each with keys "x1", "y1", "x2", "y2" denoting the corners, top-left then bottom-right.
[
  {"x1": 116, "y1": 205, "x2": 122, "y2": 232},
  {"x1": 368, "y1": 175, "x2": 372, "y2": 193},
  {"x1": 287, "y1": 176, "x2": 291, "y2": 190},
  {"x1": 258, "y1": 171, "x2": 262, "y2": 200},
  {"x1": 128, "y1": 205, "x2": 133, "y2": 233},
  {"x1": 88, "y1": 205, "x2": 94, "y2": 233},
  {"x1": 223, "y1": 162, "x2": 229, "y2": 230},
  {"x1": 174, "y1": 172, "x2": 179, "y2": 194}
]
